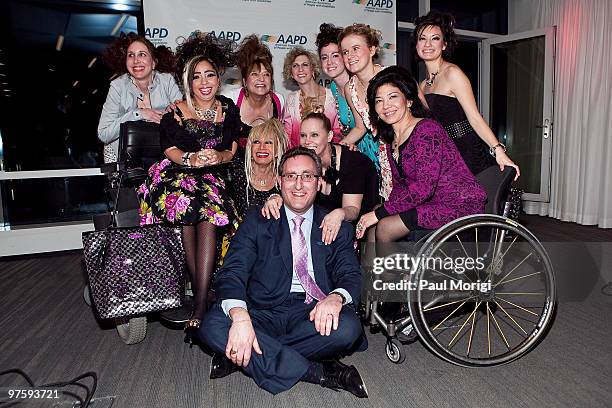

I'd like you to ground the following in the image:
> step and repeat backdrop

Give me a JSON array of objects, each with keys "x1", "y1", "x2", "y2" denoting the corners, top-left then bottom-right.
[{"x1": 142, "y1": 0, "x2": 396, "y2": 97}]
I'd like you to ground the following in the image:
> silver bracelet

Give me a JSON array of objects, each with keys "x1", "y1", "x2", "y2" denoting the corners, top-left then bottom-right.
[
  {"x1": 489, "y1": 143, "x2": 507, "y2": 158},
  {"x1": 267, "y1": 193, "x2": 281, "y2": 201},
  {"x1": 181, "y1": 152, "x2": 192, "y2": 167}
]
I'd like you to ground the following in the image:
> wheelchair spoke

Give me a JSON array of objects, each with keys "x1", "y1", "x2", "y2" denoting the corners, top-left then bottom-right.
[
  {"x1": 432, "y1": 298, "x2": 471, "y2": 331},
  {"x1": 486, "y1": 303, "x2": 492, "y2": 356},
  {"x1": 448, "y1": 301, "x2": 481, "y2": 349},
  {"x1": 490, "y1": 306, "x2": 511, "y2": 350},
  {"x1": 428, "y1": 268, "x2": 461, "y2": 282},
  {"x1": 496, "y1": 297, "x2": 539, "y2": 317},
  {"x1": 423, "y1": 294, "x2": 478, "y2": 312},
  {"x1": 454, "y1": 235, "x2": 475, "y2": 283},
  {"x1": 495, "y1": 271, "x2": 542, "y2": 287},
  {"x1": 498, "y1": 234, "x2": 518, "y2": 263},
  {"x1": 492, "y1": 252, "x2": 533, "y2": 287},
  {"x1": 493, "y1": 300, "x2": 528, "y2": 336},
  {"x1": 466, "y1": 306, "x2": 478, "y2": 356}
]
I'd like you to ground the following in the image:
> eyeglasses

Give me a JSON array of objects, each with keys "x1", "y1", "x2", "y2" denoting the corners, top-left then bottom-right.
[{"x1": 281, "y1": 173, "x2": 320, "y2": 183}]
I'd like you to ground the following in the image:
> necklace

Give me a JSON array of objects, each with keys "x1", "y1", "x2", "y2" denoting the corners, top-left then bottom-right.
[
  {"x1": 194, "y1": 103, "x2": 217, "y2": 121},
  {"x1": 299, "y1": 88, "x2": 324, "y2": 119},
  {"x1": 392, "y1": 118, "x2": 420, "y2": 162},
  {"x1": 425, "y1": 71, "x2": 439, "y2": 87},
  {"x1": 255, "y1": 177, "x2": 268, "y2": 186},
  {"x1": 332, "y1": 81, "x2": 352, "y2": 136}
]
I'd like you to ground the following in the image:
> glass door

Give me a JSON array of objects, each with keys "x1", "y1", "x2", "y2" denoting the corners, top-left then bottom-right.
[{"x1": 481, "y1": 27, "x2": 555, "y2": 202}]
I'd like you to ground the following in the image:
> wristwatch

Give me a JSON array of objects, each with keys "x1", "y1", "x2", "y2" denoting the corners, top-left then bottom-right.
[{"x1": 489, "y1": 142, "x2": 507, "y2": 158}]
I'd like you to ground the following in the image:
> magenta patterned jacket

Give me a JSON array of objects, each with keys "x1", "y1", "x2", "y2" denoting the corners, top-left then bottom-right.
[{"x1": 375, "y1": 119, "x2": 487, "y2": 229}]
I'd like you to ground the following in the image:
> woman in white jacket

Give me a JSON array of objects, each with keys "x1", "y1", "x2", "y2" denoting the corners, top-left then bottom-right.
[{"x1": 98, "y1": 32, "x2": 182, "y2": 162}]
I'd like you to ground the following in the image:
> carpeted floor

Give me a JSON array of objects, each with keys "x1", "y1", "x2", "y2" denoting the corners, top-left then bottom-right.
[{"x1": 0, "y1": 215, "x2": 611, "y2": 407}]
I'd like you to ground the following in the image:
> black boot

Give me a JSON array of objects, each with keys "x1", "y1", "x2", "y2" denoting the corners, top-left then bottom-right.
[
  {"x1": 320, "y1": 360, "x2": 368, "y2": 398},
  {"x1": 210, "y1": 353, "x2": 238, "y2": 379}
]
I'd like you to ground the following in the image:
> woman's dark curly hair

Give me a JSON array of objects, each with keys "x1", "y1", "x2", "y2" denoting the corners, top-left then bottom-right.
[
  {"x1": 234, "y1": 35, "x2": 274, "y2": 88},
  {"x1": 315, "y1": 23, "x2": 343, "y2": 55},
  {"x1": 367, "y1": 65, "x2": 430, "y2": 144},
  {"x1": 413, "y1": 10, "x2": 458, "y2": 60},
  {"x1": 102, "y1": 32, "x2": 175, "y2": 74},
  {"x1": 338, "y1": 23, "x2": 382, "y2": 60},
  {"x1": 174, "y1": 31, "x2": 236, "y2": 94}
]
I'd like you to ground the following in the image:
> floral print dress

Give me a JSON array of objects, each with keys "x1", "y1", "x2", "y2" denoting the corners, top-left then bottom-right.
[{"x1": 138, "y1": 95, "x2": 241, "y2": 258}]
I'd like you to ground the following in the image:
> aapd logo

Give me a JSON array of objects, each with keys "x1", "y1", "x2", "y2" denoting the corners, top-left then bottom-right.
[
  {"x1": 209, "y1": 30, "x2": 242, "y2": 42},
  {"x1": 353, "y1": 0, "x2": 393, "y2": 14},
  {"x1": 261, "y1": 34, "x2": 308, "y2": 50},
  {"x1": 145, "y1": 27, "x2": 169, "y2": 39},
  {"x1": 145, "y1": 27, "x2": 169, "y2": 46}
]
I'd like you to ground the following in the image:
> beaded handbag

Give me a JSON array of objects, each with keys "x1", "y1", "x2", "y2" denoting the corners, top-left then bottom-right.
[
  {"x1": 82, "y1": 165, "x2": 185, "y2": 320},
  {"x1": 82, "y1": 224, "x2": 186, "y2": 319}
]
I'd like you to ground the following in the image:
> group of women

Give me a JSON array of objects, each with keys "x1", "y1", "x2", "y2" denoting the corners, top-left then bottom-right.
[{"x1": 97, "y1": 10, "x2": 520, "y2": 338}]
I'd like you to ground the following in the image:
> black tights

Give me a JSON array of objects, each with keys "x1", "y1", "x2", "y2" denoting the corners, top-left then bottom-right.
[{"x1": 182, "y1": 221, "x2": 217, "y2": 320}]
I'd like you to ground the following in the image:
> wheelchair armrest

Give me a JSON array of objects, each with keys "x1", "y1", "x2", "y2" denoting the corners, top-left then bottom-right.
[{"x1": 101, "y1": 162, "x2": 127, "y2": 176}]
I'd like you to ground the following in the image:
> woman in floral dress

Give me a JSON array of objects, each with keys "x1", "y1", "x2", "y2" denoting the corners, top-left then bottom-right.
[{"x1": 138, "y1": 32, "x2": 240, "y2": 336}]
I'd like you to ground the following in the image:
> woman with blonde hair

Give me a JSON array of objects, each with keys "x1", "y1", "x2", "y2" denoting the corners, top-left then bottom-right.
[
  {"x1": 229, "y1": 118, "x2": 287, "y2": 218},
  {"x1": 282, "y1": 46, "x2": 340, "y2": 148}
]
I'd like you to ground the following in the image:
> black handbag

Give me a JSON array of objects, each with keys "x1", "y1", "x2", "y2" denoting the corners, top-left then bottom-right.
[{"x1": 82, "y1": 160, "x2": 185, "y2": 320}]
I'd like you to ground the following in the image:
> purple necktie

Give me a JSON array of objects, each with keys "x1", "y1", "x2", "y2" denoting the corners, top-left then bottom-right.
[{"x1": 291, "y1": 216, "x2": 327, "y2": 304}]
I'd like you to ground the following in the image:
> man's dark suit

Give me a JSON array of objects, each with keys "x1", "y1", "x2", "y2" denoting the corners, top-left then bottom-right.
[{"x1": 200, "y1": 205, "x2": 365, "y2": 394}]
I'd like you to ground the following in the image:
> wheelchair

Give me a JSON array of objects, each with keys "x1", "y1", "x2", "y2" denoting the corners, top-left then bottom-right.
[
  {"x1": 85, "y1": 121, "x2": 188, "y2": 345},
  {"x1": 361, "y1": 166, "x2": 557, "y2": 367}
]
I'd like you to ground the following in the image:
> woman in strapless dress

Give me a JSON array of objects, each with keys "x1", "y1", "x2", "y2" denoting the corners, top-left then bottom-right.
[{"x1": 414, "y1": 10, "x2": 520, "y2": 178}]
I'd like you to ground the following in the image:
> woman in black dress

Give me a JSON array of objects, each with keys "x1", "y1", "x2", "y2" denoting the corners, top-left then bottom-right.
[
  {"x1": 414, "y1": 11, "x2": 520, "y2": 177},
  {"x1": 229, "y1": 118, "x2": 287, "y2": 219},
  {"x1": 138, "y1": 32, "x2": 240, "y2": 335}
]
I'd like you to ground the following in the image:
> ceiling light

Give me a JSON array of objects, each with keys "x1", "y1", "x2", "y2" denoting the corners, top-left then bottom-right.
[
  {"x1": 56, "y1": 35, "x2": 65, "y2": 51},
  {"x1": 73, "y1": 80, "x2": 79, "y2": 87},
  {"x1": 92, "y1": 89, "x2": 98, "y2": 94},
  {"x1": 110, "y1": 4, "x2": 130, "y2": 11},
  {"x1": 88, "y1": 57, "x2": 97, "y2": 68}
]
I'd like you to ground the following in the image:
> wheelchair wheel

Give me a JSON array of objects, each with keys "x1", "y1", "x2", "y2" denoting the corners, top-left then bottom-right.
[
  {"x1": 407, "y1": 215, "x2": 556, "y2": 367},
  {"x1": 115, "y1": 316, "x2": 147, "y2": 345},
  {"x1": 385, "y1": 339, "x2": 405, "y2": 364}
]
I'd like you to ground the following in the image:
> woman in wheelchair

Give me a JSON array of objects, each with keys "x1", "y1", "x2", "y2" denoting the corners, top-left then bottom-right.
[
  {"x1": 261, "y1": 112, "x2": 378, "y2": 245},
  {"x1": 137, "y1": 32, "x2": 241, "y2": 337},
  {"x1": 228, "y1": 118, "x2": 287, "y2": 219},
  {"x1": 356, "y1": 66, "x2": 486, "y2": 241},
  {"x1": 98, "y1": 32, "x2": 183, "y2": 163}
]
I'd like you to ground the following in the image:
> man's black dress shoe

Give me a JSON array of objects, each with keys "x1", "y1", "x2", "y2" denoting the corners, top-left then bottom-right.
[
  {"x1": 320, "y1": 360, "x2": 368, "y2": 398},
  {"x1": 210, "y1": 353, "x2": 238, "y2": 379}
]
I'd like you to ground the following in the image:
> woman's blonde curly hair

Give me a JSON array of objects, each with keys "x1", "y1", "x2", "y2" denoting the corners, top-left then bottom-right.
[{"x1": 282, "y1": 47, "x2": 320, "y2": 83}]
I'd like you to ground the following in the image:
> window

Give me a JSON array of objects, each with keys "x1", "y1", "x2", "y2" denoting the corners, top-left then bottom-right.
[
  {"x1": 0, "y1": 0, "x2": 139, "y2": 172},
  {"x1": 430, "y1": 0, "x2": 508, "y2": 34}
]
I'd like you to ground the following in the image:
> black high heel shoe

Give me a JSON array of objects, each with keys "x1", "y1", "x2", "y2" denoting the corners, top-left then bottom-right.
[{"x1": 184, "y1": 317, "x2": 201, "y2": 347}]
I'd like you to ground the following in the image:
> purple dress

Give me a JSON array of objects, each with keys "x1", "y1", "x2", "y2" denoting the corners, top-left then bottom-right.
[{"x1": 375, "y1": 119, "x2": 486, "y2": 230}]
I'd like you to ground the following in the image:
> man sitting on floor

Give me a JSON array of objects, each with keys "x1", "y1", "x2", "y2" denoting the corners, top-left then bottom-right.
[{"x1": 200, "y1": 147, "x2": 368, "y2": 398}]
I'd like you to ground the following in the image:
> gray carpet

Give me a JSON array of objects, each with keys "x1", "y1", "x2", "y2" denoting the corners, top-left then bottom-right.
[{"x1": 1, "y1": 216, "x2": 611, "y2": 407}]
